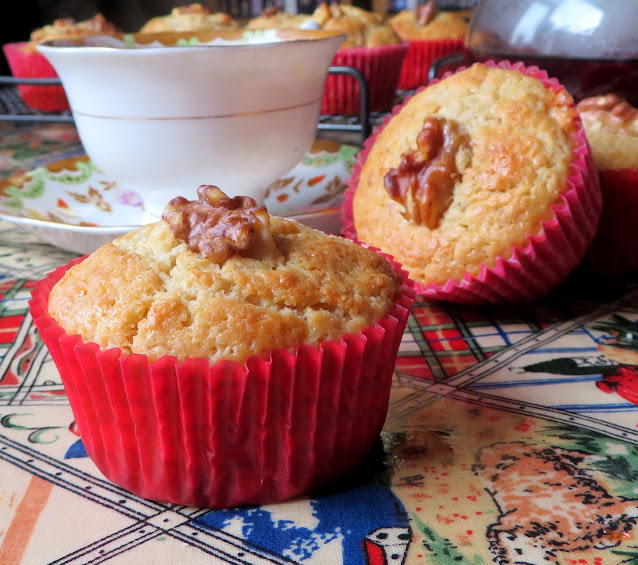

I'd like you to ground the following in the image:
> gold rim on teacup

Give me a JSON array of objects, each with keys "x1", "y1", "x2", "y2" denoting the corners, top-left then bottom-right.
[{"x1": 38, "y1": 29, "x2": 347, "y2": 49}]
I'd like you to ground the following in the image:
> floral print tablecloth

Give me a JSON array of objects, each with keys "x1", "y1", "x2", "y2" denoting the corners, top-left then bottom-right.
[{"x1": 2, "y1": 122, "x2": 638, "y2": 565}]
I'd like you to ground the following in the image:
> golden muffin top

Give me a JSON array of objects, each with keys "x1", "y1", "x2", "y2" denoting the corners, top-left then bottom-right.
[
  {"x1": 139, "y1": 3, "x2": 239, "y2": 33},
  {"x1": 389, "y1": 1, "x2": 469, "y2": 41},
  {"x1": 245, "y1": 7, "x2": 312, "y2": 30},
  {"x1": 49, "y1": 186, "x2": 401, "y2": 365},
  {"x1": 577, "y1": 94, "x2": 638, "y2": 170},
  {"x1": 353, "y1": 63, "x2": 578, "y2": 287},
  {"x1": 311, "y1": 2, "x2": 401, "y2": 49},
  {"x1": 28, "y1": 13, "x2": 121, "y2": 48}
]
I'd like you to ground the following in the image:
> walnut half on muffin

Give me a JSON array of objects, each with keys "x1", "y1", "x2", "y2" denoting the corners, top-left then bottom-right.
[{"x1": 48, "y1": 186, "x2": 401, "y2": 364}]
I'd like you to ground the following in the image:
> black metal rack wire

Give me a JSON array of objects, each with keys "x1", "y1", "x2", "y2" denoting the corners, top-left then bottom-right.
[
  {"x1": 0, "y1": 76, "x2": 74, "y2": 123},
  {"x1": 0, "y1": 66, "x2": 380, "y2": 144},
  {"x1": 0, "y1": 63, "x2": 424, "y2": 149}
]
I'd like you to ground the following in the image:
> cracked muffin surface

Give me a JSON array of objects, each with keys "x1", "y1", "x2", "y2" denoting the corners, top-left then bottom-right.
[
  {"x1": 48, "y1": 214, "x2": 400, "y2": 364},
  {"x1": 352, "y1": 63, "x2": 578, "y2": 287}
]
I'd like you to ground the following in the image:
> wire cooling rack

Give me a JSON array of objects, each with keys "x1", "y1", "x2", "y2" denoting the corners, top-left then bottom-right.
[{"x1": 0, "y1": 68, "x2": 417, "y2": 146}]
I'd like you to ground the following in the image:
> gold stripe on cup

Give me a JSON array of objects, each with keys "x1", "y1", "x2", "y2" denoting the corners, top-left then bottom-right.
[{"x1": 73, "y1": 98, "x2": 323, "y2": 120}]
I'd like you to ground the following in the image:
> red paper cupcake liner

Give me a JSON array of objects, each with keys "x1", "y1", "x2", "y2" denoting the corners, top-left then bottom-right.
[
  {"x1": 397, "y1": 38, "x2": 466, "y2": 90},
  {"x1": 341, "y1": 59, "x2": 602, "y2": 304},
  {"x1": 584, "y1": 168, "x2": 638, "y2": 279},
  {"x1": 29, "y1": 250, "x2": 415, "y2": 508},
  {"x1": 321, "y1": 42, "x2": 409, "y2": 116},
  {"x1": 3, "y1": 42, "x2": 70, "y2": 112}
]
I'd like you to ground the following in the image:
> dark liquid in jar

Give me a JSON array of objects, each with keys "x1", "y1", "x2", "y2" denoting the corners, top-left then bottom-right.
[{"x1": 470, "y1": 52, "x2": 638, "y2": 105}]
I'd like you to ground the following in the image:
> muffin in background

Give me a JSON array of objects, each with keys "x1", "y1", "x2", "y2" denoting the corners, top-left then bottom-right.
[
  {"x1": 578, "y1": 94, "x2": 638, "y2": 278},
  {"x1": 312, "y1": 2, "x2": 385, "y2": 29},
  {"x1": 31, "y1": 186, "x2": 414, "y2": 508},
  {"x1": 139, "y1": 3, "x2": 239, "y2": 33},
  {"x1": 245, "y1": 7, "x2": 312, "y2": 30},
  {"x1": 389, "y1": 1, "x2": 468, "y2": 90},
  {"x1": 3, "y1": 14, "x2": 121, "y2": 111},
  {"x1": 311, "y1": 2, "x2": 408, "y2": 115},
  {"x1": 342, "y1": 61, "x2": 601, "y2": 304}
]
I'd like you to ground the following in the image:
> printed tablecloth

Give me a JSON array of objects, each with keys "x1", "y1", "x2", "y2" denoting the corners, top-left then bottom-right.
[{"x1": 2, "y1": 122, "x2": 638, "y2": 565}]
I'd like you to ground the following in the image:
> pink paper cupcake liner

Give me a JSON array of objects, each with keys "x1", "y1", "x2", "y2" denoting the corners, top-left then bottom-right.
[
  {"x1": 341, "y1": 59, "x2": 602, "y2": 304},
  {"x1": 29, "y1": 250, "x2": 415, "y2": 508},
  {"x1": 3, "y1": 42, "x2": 70, "y2": 112},
  {"x1": 584, "y1": 168, "x2": 638, "y2": 279},
  {"x1": 322, "y1": 43, "x2": 409, "y2": 116},
  {"x1": 397, "y1": 38, "x2": 466, "y2": 90}
]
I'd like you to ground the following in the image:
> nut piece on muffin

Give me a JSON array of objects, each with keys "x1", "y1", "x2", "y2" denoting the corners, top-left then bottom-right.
[
  {"x1": 139, "y1": 3, "x2": 239, "y2": 33},
  {"x1": 311, "y1": 2, "x2": 401, "y2": 48},
  {"x1": 245, "y1": 7, "x2": 312, "y2": 30},
  {"x1": 577, "y1": 94, "x2": 638, "y2": 171},
  {"x1": 48, "y1": 186, "x2": 401, "y2": 365},
  {"x1": 352, "y1": 63, "x2": 581, "y2": 291},
  {"x1": 388, "y1": 0, "x2": 469, "y2": 41}
]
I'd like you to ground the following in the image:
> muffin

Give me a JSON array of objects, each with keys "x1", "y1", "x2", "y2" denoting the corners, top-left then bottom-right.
[
  {"x1": 3, "y1": 14, "x2": 121, "y2": 111},
  {"x1": 389, "y1": 1, "x2": 468, "y2": 90},
  {"x1": 312, "y1": 2, "x2": 385, "y2": 30},
  {"x1": 30, "y1": 186, "x2": 414, "y2": 508},
  {"x1": 342, "y1": 61, "x2": 601, "y2": 304},
  {"x1": 245, "y1": 7, "x2": 312, "y2": 30},
  {"x1": 311, "y1": 2, "x2": 408, "y2": 115},
  {"x1": 578, "y1": 94, "x2": 638, "y2": 278},
  {"x1": 139, "y1": 3, "x2": 239, "y2": 33}
]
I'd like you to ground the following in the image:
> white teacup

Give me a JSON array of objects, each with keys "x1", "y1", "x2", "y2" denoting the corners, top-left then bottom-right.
[{"x1": 38, "y1": 29, "x2": 345, "y2": 219}]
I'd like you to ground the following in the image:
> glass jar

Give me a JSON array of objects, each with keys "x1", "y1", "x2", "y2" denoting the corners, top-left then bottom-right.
[{"x1": 466, "y1": 0, "x2": 638, "y2": 103}]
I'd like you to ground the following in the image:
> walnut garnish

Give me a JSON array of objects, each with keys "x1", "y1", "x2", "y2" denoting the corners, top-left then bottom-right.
[
  {"x1": 328, "y1": 2, "x2": 346, "y2": 18},
  {"x1": 261, "y1": 5, "x2": 280, "y2": 16},
  {"x1": 162, "y1": 185, "x2": 276, "y2": 263},
  {"x1": 384, "y1": 116, "x2": 468, "y2": 229},
  {"x1": 416, "y1": 0, "x2": 438, "y2": 26}
]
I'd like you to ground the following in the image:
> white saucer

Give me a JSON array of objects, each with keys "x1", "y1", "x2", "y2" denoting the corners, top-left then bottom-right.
[{"x1": 0, "y1": 139, "x2": 358, "y2": 255}]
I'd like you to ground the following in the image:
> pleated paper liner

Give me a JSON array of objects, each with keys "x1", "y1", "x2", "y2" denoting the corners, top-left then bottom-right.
[
  {"x1": 321, "y1": 42, "x2": 408, "y2": 116},
  {"x1": 29, "y1": 250, "x2": 415, "y2": 508},
  {"x1": 397, "y1": 38, "x2": 465, "y2": 90},
  {"x1": 3, "y1": 42, "x2": 70, "y2": 112},
  {"x1": 584, "y1": 168, "x2": 638, "y2": 280},
  {"x1": 341, "y1": 60, "x2": 602, "y2": 305}
]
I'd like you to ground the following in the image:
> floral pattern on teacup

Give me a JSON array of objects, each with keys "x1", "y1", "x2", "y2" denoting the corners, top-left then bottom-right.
[{"x1": 0, "y1": 140, "x2": 358, "y2": 227}]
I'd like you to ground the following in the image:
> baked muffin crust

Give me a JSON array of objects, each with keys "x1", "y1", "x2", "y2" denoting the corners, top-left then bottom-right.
[
  {"x1": 49, "y1": 211, "x2": 400, "y2": 364},
  {"x1": 577, "y1": 94, "x2": 638, "y2": 170},
  {"x1": 389, "y1": 1, "x2": 468, "y2": 41},
  {"x1": 245, "y1": 8, "x2": 312, "y2": 30},
  {"x1": 26, "y1": 14, "x2": 121, "y2": 51},
  {"x1": 311, "y1": 2, "x2": 400, "y2": 48},
  {"x1": 139, "y1": 3, "x2": 238, "y2": 33},
  {"x1": 353, "y1": 63, "x2": 578, "y2": 287}
]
